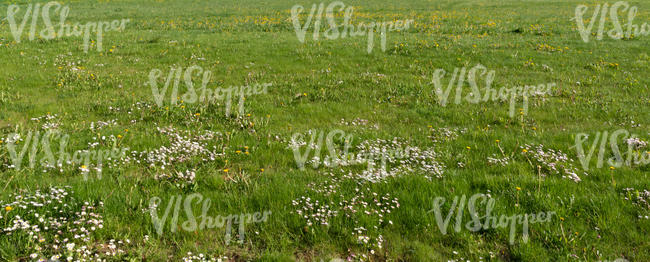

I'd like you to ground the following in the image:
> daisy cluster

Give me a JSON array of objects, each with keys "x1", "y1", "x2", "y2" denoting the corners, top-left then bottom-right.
[
  {"x1": 154, "y1": 169, "x2": 197, "y2": 189},
  {"x1": 487, "y1": 154, "x2": 511, "y2": 166},
  {"x1": 1, "y1": 130, "x2": 128, "y2": 176},
  {"x1": 622, "y1": 188, "x2": 650, "y2": 219},
  {"x1": 108, "y1": 101, "x2": 154, "y2": 117},
  {"x1": 292, "y1": 177, "x2": 399, "y2": 260},
  {"x1": 0, "y1": 186, "x2": 132, "y2": 261},
  {"x1": 89, "y1": 119, "x2": 118, "y2": 132},
  {"x1": 428, "y1": 127, "x2": 467, "y2": 143},
  {"x1": 31, "y1": 114, "x2": 61, "y2": 130},
  {"x1": 121, "y1": 126, "x2": 225, "y2": 171},
  {"x1": 520, "y1": 144, "x2": 584, "y2": 183},
  {"x1": 339, "y1": 118, "x2": 379, "y2": 129},
  {"x1": 626, "y1": 137, "x2": 648, "y2": 150},
  {"x1": 181, "y1": 252, "x2": 228, "y2": 262},
  {"x1": 353, "y1": 138, "x2": 444, "y2": 182},
  {"x1": 297, "y1": 136, "x2": 445, "y2": 182}
]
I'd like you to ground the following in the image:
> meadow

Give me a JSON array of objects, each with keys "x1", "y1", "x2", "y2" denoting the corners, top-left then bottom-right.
[{"x1": 0, "y1": 0, "x2": 649, "y2": 261}]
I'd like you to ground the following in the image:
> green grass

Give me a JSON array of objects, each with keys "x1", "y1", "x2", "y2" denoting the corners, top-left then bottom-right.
[{"x1": 0, "y1": 0, "x2": 649, "y2": 261}]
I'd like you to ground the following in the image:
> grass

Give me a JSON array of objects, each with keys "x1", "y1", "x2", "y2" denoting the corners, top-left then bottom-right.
[{"x1": 0, "y1": 0, "x2": 649, "y2": 261}]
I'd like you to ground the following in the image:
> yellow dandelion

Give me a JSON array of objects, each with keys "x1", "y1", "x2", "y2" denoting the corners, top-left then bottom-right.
[
  {"x1": 223, "y1": 169, "x2": 229, "y2": 173},
  {"x1": 5, "y1": 206, "x2": 12, "y2": 212}
]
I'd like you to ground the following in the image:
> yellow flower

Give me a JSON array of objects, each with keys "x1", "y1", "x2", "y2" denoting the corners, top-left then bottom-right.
[
  {"x1": 560, "y1": 217, "x2": 565, "y2": 221},
  {"x1": 522, "y1": 149, "x2": 528, "y2": 153},
  {"x1": 516, "y1": 187, "x2": 521, "y2": 191},
  {"x1": 125, "y1": 129, "x2": 129, "y2": 132},
  {"x1": 223, "y1": 169, "x2": 229, "y2": 173},
  {"x1": 195, "y1": 113, "x2": 200, "y2": 116},
  {"x1": 260, "y1": 168, "x2": 264, "y2": 172},
  {"x1": 244, "y1": 151, "x2": 249, "y2": 155},
  {"x1": 117, "y1": 135, "x2": 123, "y2": 139},
  {"x1": 81, "y1": 165, "x2": 87, "y2": 169},
  {"x1": 5, "y1": 206, "x2": 12, "y2": 212},
  {"x1": 246, "y1": 114, "x2": 251, "y2": 117},
  {"x1": 236, "y1": 150, "x2": 241, "y2": 154},
  {"x1": 303, "y1": 93, "x2": 307, "y2": 96},
  {"x1": 495, "y1": 140, "x2": 500, "y2": 143},
  {"x1": 610, "y1": 166, "x2": 615, "y2": 170}
]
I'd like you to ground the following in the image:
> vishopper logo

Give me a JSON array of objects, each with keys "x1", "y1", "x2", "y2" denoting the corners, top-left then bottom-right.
[
  {"x1": 148, "y1": 65, "x2": 270, "y2": 117},
  {"x1": 5, "y1": 1, "x2": 130, "y2": 52},
  {"x1": 430, "y1": 63, "x2": 554, "y2": 118},
  {"x1": 289, "y1": 129, "x2": 353, "y2": 170},
  {"x1": 290, "y1": 1, "x2": 414, "y2": 53},
  {"x1": 148, "y1": 193, "x2": 271, "y2": 245},
  {"x1": 573, "y1": 129, "x2": 649, "y2": 171},
  {"x1": 428, "y1": 193, "x2": 555, "y2": 245},
  {"x1": 574, "y1": 1, "x2": 649, "y2": 42},
  {"x1": 289, "y1": 129, "x2": 419, "y2": 173},
  {"x1": 3, "y1": 131, "x2": 128, "y2": 180}
]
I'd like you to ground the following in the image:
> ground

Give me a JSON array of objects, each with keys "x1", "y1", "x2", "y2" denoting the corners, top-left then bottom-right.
[{"x1": 0, "y1": 0, "x2": 649, "y2": 261}]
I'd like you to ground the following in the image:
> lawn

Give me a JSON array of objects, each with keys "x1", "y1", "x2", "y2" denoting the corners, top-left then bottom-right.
[{"x1": 0, "y1": 0, "x2": 648, "y2": 261}]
